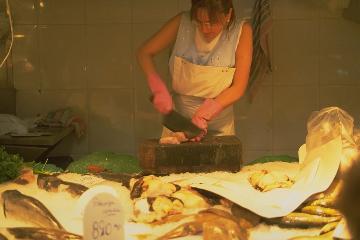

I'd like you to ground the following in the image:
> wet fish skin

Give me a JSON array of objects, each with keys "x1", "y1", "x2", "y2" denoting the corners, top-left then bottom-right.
[
  {"x1": 156, "y1": 209, "x2": 248, "y2": 240},
  {"x1": 130, "y1": 177, "x2": 144, "y2": 199},
  {"x1": 61, "y1": 180, "x2": 88, "y2": 197},
  {"x1": 2, "y1": 190, "x2": 64, "y2": 230},
  {"x1": 309, "y1": 197, "x2": 336, "y2": 208},
  {"x1": 320, "y1": 221, "x2": 339, "y2": 235},
  {"x1": 301, "y1": 205, "x2": 341, "y2": 217},
  {"x1": 231, "y1": 204, "x2": 262, "y2": 229},
  {"x1": 269, "y1": 212, "x2": 342, "y2": 228},
  {"x1": 0, "y1": 227, "x2": 82, "y2": 240},
  {"x1": 156, "y1": 221, "x2": 203, "y2": 240},
  {"x1": 37, "y1": 174, "x2": 88, "y2": 197},
  {"x1": 36, "y1": 174, "x2": 62, "y2": 192},
  {"x1": 95, "y1": 172, "x2": 136, "y2": 188}
]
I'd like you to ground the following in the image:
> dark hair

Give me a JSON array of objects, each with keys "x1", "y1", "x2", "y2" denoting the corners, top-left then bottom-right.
[{"x1": 191, "y1": 0, "x2": 235, "y2": 28}]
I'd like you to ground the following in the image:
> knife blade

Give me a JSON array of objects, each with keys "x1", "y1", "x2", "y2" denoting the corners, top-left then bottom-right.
[
  {"x1": 162, "y1": 110, "x2": 203, "y2": 139},
  {"x1": 149, "y1": 95, "x2": 220, "y2": 138}
]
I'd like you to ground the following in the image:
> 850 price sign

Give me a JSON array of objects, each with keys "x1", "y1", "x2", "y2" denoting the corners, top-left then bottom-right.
[
  {"x1": 91, "y1": 220, "x2": 123, "y2": 240},
  {"x1": 83, "y1": 192, "x2": 124, "y2": 240}
]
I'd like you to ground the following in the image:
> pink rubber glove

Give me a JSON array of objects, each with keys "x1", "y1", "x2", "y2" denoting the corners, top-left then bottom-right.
[
  {"x1": 147, "y1": 74, "x2": 172, "y2": 114},
  {"x1": 191, "y1": 98, "x2": 223, "y2": 141}
]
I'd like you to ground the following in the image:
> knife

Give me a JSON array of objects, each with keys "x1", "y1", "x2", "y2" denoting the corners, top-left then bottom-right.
[
  {"x1": 149, "y1": 96, "x2": 220, "y2": 138},
  {"x1": 163, "y1": 110, "x2": 222, "y2": 139},
  {"x1": 162, "y1": 110, "x2": 203, "y2": 139}
]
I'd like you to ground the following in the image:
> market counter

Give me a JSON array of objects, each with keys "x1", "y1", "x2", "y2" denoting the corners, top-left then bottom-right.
[{"x1": 0, "y1": 127, "x2": 73, "y2": 162}]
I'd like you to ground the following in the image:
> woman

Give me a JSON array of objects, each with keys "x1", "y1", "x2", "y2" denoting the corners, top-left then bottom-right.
[{"x1": 137, "y1": 0, "x2": 253, "y2": 141}]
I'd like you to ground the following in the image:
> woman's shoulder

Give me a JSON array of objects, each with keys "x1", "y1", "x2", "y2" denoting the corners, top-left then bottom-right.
[
  {"x1": 231, "y1": 18, "x2": 252, "y2": 37},
  {"x1": 178, "y1": 10, "x2": 192, "y2": 23},
  {"x1": 180, "y1": 10, "x2": 191, "y2": 17},
  {"x1": 173, "y1": 11, "x2": 194, "y2": 32},
  {"x1": 240, "y1": 21, "x2": 252, "y2": 39}
]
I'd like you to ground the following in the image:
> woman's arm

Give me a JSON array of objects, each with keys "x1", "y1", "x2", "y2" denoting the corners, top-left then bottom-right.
[
  {"x1": 137, "y1": 13, "x2": 182, "y2": 114},
  {"x1": 215, "y1": 21, "x2": 253, "y2": 107},
  {"x1": 136, "y1": 13, "x2": 182, "y2": 77}
]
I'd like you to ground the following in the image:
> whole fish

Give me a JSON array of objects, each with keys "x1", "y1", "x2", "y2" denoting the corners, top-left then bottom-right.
[
  {"x1": 156, "y1": 208, "x2": 247, "y2": 240},
  {"x1": 320, "y1": 221, "x2": 339, "y2": 235},
  {"x1": 95, "y1": 172, "x2": 137, "y2": 188},
  {"x1": 0, "y1": 227, "x2": 82, "y2": 240},
  {"x1": 269, "y1": 212, "x2": 342, "y2": 228},
  {"x1": 309, "y1": 197, "x2": 336, "y2": 208},
  {"x1": 301, "y1": 205, "x2": 341, "y2": 217},
  {"x1": 37, "y1": 174, "x2": 88, "y2": 197},
  {"x1": 2, "y1": 190, "x2": 64, "y2": 230}
]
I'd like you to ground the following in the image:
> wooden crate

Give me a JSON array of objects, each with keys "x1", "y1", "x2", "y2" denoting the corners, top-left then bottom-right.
[{"x1": 139, "y1": 135, "x2": 242, "y2": 174}]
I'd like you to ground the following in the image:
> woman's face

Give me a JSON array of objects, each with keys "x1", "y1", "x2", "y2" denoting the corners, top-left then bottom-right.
[{"x1": 195, "y1": 7, "x2": 230, "y2": 42}]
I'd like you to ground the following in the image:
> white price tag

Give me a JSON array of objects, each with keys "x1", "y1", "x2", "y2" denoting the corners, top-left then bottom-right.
[{"x1": 83, "y1": 192, "x2": 124, "y2": 240}]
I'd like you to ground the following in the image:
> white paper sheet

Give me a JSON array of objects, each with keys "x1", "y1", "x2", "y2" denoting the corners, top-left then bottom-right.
[{"x1": 189, "y1": 137, "x2": 342, "y2": 218}]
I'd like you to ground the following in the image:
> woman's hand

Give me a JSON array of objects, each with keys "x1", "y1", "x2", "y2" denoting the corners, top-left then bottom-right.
[
  {"x1": 147, "y1": 74, "x2": 172, "y2": 114},
  {"x1": 136, "y1": 14, "x2": 181, "y2": 114},
  {"x1": 191, "y1": 98, "x2": 223, "y2": 141},
  {"x1": 189, "y1": 129, "x2": 207, "y2": 142}
]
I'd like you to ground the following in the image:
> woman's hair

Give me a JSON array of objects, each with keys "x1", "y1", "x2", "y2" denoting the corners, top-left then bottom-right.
[{"x1": 191, "y1": 0, "x2": 236, "y2": 28}]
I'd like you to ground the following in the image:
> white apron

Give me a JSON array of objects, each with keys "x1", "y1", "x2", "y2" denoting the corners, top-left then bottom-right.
[{"x1": 162, "y1": 56, "x2": 236, "y2": 137}]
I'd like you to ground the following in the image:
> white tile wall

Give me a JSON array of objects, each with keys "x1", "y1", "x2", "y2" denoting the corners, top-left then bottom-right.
[
  {"x1": 38, "y1": 0, "x2": 85, "y2": 24},
  {"x1": 38, "y1": 25, "x2": 86, "y2": 89},
  {"x1": 16, "y1": 89, "x2": 87, "y2": 118},
  {"x1": 273, "y1": 86, "x2": 319, "y2": 150},
  {"x1": 134, "y1": 112, "x2": 163, "y2": 149},
  {"x1": 132, "y1": 0, "x2": 179, "y2": 23},
  {"x1": 16, "y1": 89, "x2": 89, "y2": 156},
  {"x1": 0, "y1": 66, "x2": 8, "y2": 88},
  {"x1": 9, "y1": 0, "x2": 37, "y2": 25},
  {"x1": 272, "y1": 0, "x2": 318, "y2": 20},
  {"x1": 317, "y1": 1, "x2": 345, "y2": 19},
  {"x1": 242, "y1": 150, "x2": 273, "y2": 164},
  {"x1": 86, "y1": 0, "x2": 132, "y2": 24},
  {"x1": 86, "y1": 24, "x2": 133, "y2": 89},
  {"x1": 235, "y1": 86, "x2": 273, "y2": 151},
  {"x1": 7, "y1": 0, "x2": 360, "y2": 163},
  {"x1": 272, "y1": 149, "x2": 299, "y2": 158},
  {"x1": 0, "y1": 89, "x2": 15, "y2": 114},
  {"x1": 49, "y1": 134, "x2": 89, "y2": 157},
  {"x1": 178, "y1": 0, "x2": 191, "y2": 12},
  {"x1": 13, "y1": 25, "x2": 40, "y2": 90},
  {"x1": 319, "y1": 19, "x2": 360, "y2": 85},
  {"x1": 273, "y1": 20, "x2": 319, "y2": 86},
  {"x1": 320, "y1": 86, "x2": 360, "y2": 120},
  {"x1": 88, "y1": 89, "x2": 135, "y2": 154}
]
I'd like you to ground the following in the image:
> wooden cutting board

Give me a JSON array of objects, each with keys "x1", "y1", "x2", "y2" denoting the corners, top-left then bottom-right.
[{"x1": 138, "y1": 135, "x2": 242, "y2": 174}]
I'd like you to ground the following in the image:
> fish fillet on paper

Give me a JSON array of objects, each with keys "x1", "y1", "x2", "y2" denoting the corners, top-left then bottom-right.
[{"x1": 189, "y1": 137, "x2": 342, "y2": 218}]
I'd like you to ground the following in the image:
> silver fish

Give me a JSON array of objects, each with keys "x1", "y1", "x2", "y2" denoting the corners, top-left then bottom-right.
[
  {"x1": 0, "y1": 227, "x2": 82, "y2": 240},
  {"x1": 268, "y1": 212, "x2": 341, "y2": 228},
  {"x1": 2, "y1": 190, "x2": 64, "y2": 230}
]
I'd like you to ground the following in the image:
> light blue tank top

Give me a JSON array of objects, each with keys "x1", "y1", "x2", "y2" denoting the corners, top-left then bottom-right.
[
  {"x1": 166, "y1": 11, "x2": 244, "y2": 136},
  {"x1": 169, "y1": 11, "x2": 244, "y2": 74}
]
